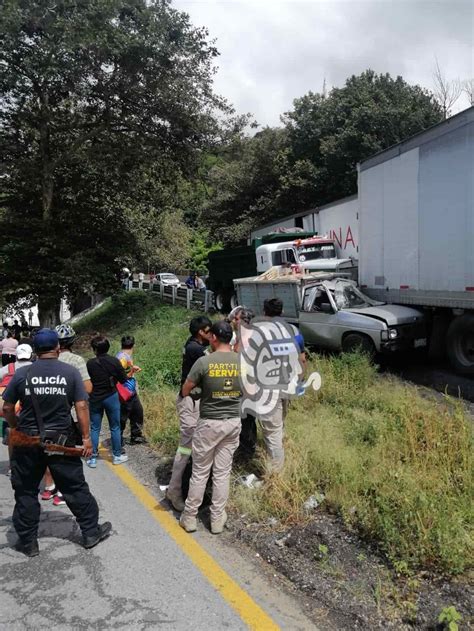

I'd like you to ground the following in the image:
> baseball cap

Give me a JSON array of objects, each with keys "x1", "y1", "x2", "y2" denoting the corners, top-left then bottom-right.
[
  {"x1": 17, "y1": 344, "x2": 33, "y2": 360},
  {"x1": 33, "y1": 328, "x2": 59, "y2": 352}
]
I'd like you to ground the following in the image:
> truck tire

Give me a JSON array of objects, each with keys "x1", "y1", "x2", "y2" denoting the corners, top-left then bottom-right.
[
  {"x1": 446, "y1": 314, "x2": 474, "y2": 374},
  {"x1": 213, "y1": 290, "x2": 232, "y2": 313},
  {"x1": 342, "y1": 333, "x2": 376, "y2": 358},
  {"x1": 230, "y1": 293, "x2": 239, "y2": 310},
  {"x1": 213, "y1": 290, "x2": 226, "y2": 312}
]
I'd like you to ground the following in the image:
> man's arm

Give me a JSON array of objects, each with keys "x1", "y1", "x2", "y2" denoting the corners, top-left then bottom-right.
[
  {"x1": 3, "y1": 402, "x2": 17, "y2": 428},
  {"x1": 181, "y1": 378, "x2": 198, "y2": 398},
  {"x1": 83, "y1": 379, "x2": 93, "y2": 394},
  {"x1": 75, "y1": 400, "x2": 92, "y2": 457}
]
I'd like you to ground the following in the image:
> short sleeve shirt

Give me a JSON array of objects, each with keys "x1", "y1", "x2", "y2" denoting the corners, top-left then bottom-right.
[
  {"x1": 187, "y1": 351, "x2": 242, "y2": 420},
  {"x1": 2, "y1": 358, "x2": 87, "y2": 432},
  {"x1": 58, "y1": 351, "x2": 90, "y2": 381},
  {"x1": 180, "y1": 337, "x2": 207, "y2": 386}
]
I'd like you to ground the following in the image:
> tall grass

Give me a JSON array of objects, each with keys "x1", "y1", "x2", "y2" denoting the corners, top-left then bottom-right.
[
  {"x1": 233, "y1": 353, "x2": 473, "y2": 575},
  {"x1": 75, "y1": 291, "x2": 199, "y2": 388},
  {"x1": 75, "y1": 294, "x2": 473, "y2": 575}
]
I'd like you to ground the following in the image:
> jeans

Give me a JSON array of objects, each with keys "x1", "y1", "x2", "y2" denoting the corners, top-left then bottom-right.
[{"x1": 90, "y1": 392, "x2": 122, "y2": 457}]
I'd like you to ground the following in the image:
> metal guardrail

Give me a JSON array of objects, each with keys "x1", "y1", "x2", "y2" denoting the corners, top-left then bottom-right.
[{"x1": 126, "y1": 280, "x2": 214, "y2": 312}]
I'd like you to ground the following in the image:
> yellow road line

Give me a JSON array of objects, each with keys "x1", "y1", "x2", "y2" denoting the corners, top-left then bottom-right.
[{"x1": 101, "y1": 450, "x2": 280, "y2": 631}]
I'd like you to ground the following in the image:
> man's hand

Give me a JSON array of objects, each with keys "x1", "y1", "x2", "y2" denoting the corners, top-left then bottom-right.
[
  {"x1": 3, "y1": 402, "x2": 18, "y2": 428},
  {"x1": 181, "y1": 378, "x2": 197, "y2": 398},
  {"x1": 82, "y1": 437, "x2": 93, "y2": 458}
]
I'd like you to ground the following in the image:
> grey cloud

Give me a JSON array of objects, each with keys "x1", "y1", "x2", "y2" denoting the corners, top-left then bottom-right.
[{"x1": 175, "y1": 0, "x2": 473, "y2": 126}]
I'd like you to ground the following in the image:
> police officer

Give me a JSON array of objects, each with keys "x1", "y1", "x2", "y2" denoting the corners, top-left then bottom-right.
[
  {"x1": 2, "y1": 328, "x2": 111, "y2": 556},
  {"x1": 166, "y1": 316, "x2": 212, "y2": 511}
]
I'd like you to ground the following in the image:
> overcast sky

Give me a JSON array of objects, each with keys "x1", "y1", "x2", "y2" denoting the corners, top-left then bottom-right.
[{"x1": 174, "y1": 0, "x2": 473, "y2": 127}]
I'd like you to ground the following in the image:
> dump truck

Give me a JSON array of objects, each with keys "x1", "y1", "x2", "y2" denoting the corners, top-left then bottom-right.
[{"x1": 207, "y1": 231, "x2": 356, "y2": 311}]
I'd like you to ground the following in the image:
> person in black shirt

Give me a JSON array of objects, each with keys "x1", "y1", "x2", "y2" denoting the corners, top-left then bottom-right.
[
  {"x1": 2, "y1": 328, "x2": 111, "y2": 556},
  {"x1": 86, "y1": 335, "x2": 128, "y2": 468},
  {"x1": 166, "y1": 316, "x2": 211, "y2": 512}
]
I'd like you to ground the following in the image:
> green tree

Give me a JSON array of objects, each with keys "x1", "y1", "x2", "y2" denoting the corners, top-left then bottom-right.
[
  {"x1": 202, "y1": 127, "x2": 288, "y2": 244},
  {"x1": 0, "y1": 0, "x2": 227, "y2": 324},
  {"x1": 201, "y1": 71, "x2": 443, "y2": 245},
  {"x1": 281, "y1": 70, "x2": 444, "y2": 208}
]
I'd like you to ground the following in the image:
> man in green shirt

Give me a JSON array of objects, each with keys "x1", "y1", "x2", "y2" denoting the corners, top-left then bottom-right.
[{"x1": 179, "y1": 321, "x2": 242, "y2": 535}]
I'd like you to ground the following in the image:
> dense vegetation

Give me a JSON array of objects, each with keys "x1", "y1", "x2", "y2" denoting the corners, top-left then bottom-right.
[
  {"x1": 0, "y1": 0, "x2": 444, "y2": 323},
  {"x1": 76, "y1": 293, "x2": 473, "y2": 576}
]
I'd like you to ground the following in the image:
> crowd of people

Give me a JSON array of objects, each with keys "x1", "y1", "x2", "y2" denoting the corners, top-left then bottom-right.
[{"x1": 1, "y1": 298, "x2": 305, "y2": 555}]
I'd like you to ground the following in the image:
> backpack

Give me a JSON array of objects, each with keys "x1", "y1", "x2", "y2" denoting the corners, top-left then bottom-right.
[{"x1": 0, "y1": 363, "x2": 16, "y2": 416}]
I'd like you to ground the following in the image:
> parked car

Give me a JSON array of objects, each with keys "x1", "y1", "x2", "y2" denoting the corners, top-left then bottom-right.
[{"x1": 154, "y1": 273, "x2": 181, "y2": 287}]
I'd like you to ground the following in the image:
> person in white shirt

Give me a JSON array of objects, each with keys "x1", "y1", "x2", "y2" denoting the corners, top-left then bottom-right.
[{"x1": 1, "y1": 332, "x2": 18, "y2": 366}]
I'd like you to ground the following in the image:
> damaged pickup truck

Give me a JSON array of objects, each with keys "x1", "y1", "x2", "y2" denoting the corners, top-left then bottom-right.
[{"x1": 234, "y1": 274, "x2": 427, "y2": 355}]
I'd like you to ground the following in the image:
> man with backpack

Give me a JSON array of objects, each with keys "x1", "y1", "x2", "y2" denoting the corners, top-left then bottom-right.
[
  {"x1": 116, "y1": 335, "x2": 145, "y2": 446},
  {"x1": 0, "y1": 344, "x2": 34, "y2": 475}
]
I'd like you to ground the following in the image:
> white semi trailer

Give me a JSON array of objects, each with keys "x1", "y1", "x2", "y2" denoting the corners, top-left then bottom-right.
[{"x1": 358, "y1": 107, "x2": 474, "y2": 373}]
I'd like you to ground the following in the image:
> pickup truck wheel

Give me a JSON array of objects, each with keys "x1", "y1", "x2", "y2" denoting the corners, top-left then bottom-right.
[
  {"x1": 446, "y1": 314, "x2": 474, "y2": 375},
  {"x1": 342, "y1": 333, "x2": 376, "y2": 358},
  {"x1": 230, "y1": 293, "x2": 239, "y2": 310}
]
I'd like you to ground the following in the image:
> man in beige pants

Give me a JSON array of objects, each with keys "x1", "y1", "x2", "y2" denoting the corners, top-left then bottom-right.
[
  {"x1": 258, "y1": 298, "x2": 306, "y2": 472},
  {"x1": 180, "y1": 321, "x2": 242, "y2": 535},
  {"x1": 166, "y1": 316, "x2": 211, "y2": 512}
]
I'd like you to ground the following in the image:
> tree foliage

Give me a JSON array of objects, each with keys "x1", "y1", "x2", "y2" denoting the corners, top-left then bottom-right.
[
  {"x1": 0, "y1": 0, "x2": 227, "y2": 323},
  {"x1": 203, "y1": 71, "x2": 443, "y2": 244}
]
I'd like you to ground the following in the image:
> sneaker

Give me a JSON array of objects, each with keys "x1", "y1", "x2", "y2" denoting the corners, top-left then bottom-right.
[
  {"x1": 86, "y1": 457, "x2": 97, "y2": 468},
  {"x1": 82, "y1": 522, "x2": 112, "y2": 549},
  {"x1": 166, "y1": 489, "x2": 185, "y2": 512},
  {"x1": 40, "y1": 487, "x2": 57, "y2": 501},
  {"x1": 15, "y1": 538, "x2": 39, "y2": 557},
  {"x1": 211, "y1": 511, "x2": 228, "y2": 535},
  {"x1": 179, "y1": 513, "x2": 197, "y2": 533},
  {"x1": 112, "y1": 454, "x2": 129, "y2": 466},
  {"x1": 53, "y1": 493, "x2": 66, "y2": 506}
]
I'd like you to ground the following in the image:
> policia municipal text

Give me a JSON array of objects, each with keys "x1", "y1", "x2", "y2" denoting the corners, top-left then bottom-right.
[{"x1": 2, "y1": 329, "x2": 111, "y2": 556}]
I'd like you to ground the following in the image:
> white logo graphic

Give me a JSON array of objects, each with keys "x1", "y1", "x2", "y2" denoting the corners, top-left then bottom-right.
[{"x1": 238, "y1": 318, "x2": 321, "y2": 417}]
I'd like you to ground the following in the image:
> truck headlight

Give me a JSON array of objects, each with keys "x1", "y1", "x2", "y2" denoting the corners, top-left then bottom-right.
[{"x1": 381, "y1": 329, "x2": 398, "y2": 341}]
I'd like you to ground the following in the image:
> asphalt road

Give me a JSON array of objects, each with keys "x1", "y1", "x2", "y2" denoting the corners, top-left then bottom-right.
[{"x1": 0, "y1": 444, "x2": 315, "y2": 631}]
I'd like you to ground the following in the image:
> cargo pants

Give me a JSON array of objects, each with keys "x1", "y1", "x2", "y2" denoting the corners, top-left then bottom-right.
[
  {"x1": 183, "y1": 417, "x2": 241, "y2": 521},
  {"x1": 167, "y1": 395, "x2": 199, "y2": 497},
  {"x1": 258, "y1": 399, "x2": 288, "y2": 472}
]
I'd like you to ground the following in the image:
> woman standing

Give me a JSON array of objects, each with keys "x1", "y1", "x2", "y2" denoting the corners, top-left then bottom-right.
[
  {"x1": 86, "y1": 335, "x2": 129, "y2": 467},
  {"x1": 1, "y1": 331, "x2": 18, "y2": 366}
]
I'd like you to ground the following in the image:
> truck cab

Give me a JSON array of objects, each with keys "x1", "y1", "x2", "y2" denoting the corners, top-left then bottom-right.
[
  {"x1": 255, "y1": 237, "x2": 356, "y2": 277},
  {"x1": 295, "y1": 237, "x2": 355, "y2": 274}
]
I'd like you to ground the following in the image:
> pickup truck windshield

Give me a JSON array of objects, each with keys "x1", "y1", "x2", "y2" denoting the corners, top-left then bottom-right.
[
  {"x1": 334, "y1": 282, "x2": 375, "y2": 309},
  {"x1": 298, "y1": 244, "x2": 336, "y2": 262}
]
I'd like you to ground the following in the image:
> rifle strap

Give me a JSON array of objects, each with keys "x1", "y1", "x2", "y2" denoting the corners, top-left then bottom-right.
[{"x1": 26, "y1": 367, "x2": 46, "y2": 444}]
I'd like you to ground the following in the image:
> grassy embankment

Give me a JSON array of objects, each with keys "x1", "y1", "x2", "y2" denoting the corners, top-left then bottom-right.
[{"x1": 76, "y1": 291, "x2": 473, "y2": 576}]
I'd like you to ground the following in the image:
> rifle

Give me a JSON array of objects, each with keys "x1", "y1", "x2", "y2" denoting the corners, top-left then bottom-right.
[{"x1": 9, "y1": 428, "x2": 84, "y2": 457}]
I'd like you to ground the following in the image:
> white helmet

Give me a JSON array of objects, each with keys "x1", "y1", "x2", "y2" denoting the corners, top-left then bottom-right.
[{"x1": 55, "y1": 324, "x2": 76, "y2": 342}]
